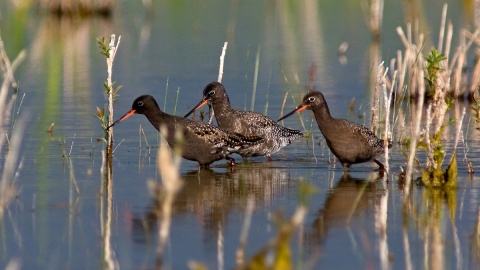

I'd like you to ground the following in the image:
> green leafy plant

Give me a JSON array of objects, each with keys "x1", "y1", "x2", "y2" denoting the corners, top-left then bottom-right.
[
  {"x1": 424, "y1": 48, "x2": 447, "y2": 96},
  {"x1": 97, "y1": 37, "x2": 111, "y2": 58},
  {"x1": 415, "y1": 48, "x2": 457, "y2": 188}
]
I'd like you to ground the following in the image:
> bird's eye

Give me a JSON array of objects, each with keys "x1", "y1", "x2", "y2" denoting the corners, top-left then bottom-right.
[
  {"x1": 137, "y1": 101, "x2": 144, "y2": 107},
  {"x1": 208, "y1": 90, "x2": 215, "y2": 96},
  {"x1": 308, "y1": 97, "x2": 315, "y2": 102}
]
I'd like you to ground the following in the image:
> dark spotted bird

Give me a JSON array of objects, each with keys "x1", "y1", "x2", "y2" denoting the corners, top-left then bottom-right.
[
  {"x1": 184, "y1": 82, "x2": 302, "y2": 161},
  {"x1": 278, "y1": 91, "x2": 391, "y2": 171},
  {"x1": 107, "y1": 95, "x2": 264, "y2": 168}
]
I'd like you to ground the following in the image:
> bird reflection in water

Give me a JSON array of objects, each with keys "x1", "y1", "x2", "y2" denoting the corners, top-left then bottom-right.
[
  {"x1": 131, "y1": 164, "x2": 296, "y2": 246},
  {"x1": 306, "y1": 172, "x2": 387, "y2": 263}
]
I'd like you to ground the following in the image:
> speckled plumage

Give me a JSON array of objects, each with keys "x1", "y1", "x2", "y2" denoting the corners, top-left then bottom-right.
[
  {"x1": 184, "y1": 82, "x2": 303, "y2": 160},
  {"x1": 278, "y1": 91, "x2": 391, "y2": 171},
  {"x1": 108, "y1": 95, "x2": 264, "y2": 167}
]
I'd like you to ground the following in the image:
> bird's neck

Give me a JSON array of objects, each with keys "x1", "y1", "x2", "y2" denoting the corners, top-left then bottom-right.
[
  {"x1": 211, "y1": 94, "x2": 233, "y2": 115},
  {"x1": 143, "y1": 108, "x2": 169, "y2": 133},
  {"x1": 312, "y1": 104, "x2": 334, "y2": 130}
]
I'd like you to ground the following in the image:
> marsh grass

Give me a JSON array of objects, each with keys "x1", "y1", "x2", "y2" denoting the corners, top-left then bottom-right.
[{"x1": 368, "y1": 4, "x2": 479, "y2": 203}]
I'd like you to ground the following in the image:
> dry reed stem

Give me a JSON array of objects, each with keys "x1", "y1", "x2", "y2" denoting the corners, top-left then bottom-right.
[
  {"x1": 363, "y1": 0, "x2": 383, "y2": 39},
  {"x1": 0, "y1": 36, "x2": 19, "y2": 90},
  {"x1": 0, "y1": 115, "x2": 27, "y2": 219},
  {"x1": 425, "y1": 105, "x2": 434, "y2": 168},
  {"x1": 155, "y1": 126, "x2": 183, "y2": 264},
  {"x1": 5, "y1": 258, "x2": 21, "y2": 270},
  {"x1": 0, "y1": 34, "x2": 26, "y2": 219},
  {"x1": 208, "y1": 42, "x2": 228, "y2": 124},
  {"x1": 396, "y1": 4, "x2": 480, "y2": 100},
  {"x1": 445, "y1": 22, "x2": 453, "y2": 62},
  {"x1": 100, "y1": 149, "x2": 118, "y2": 270},
  {"x1": 470, "y1": 49, "x2": 480, "y2": 95},
  {"x1": 279, "y1": 91, "x2": 289, "y2": 121},
  {"x1": 402, "y1": 225, "x2": 413, "y2": 270},
  {"x1": 105, "y1": 34, "x2": 121, "y2": 156},
  {"x1": 100, "y1": 32, "x2": 120, "y2": 266},
  {"x1": 453, "y1": 33, "x2": 466, "y2": 97},
  {"x1": 464, "y1": 30, "x2": 480, "y2": 96},
  {"x1": 453, "y1": 107, "x2": 467, "y2": 152},
  {"x1": 218, "y1": 42, "x2": 228, "y2": 83},
  {"x1": 438, "y1": 4, "x2": 448, "y2": 54},
  {"x1": 375, "y1": 184, "x2": 389, "y2": 269},
  {"x1": 250, "y1": 44, "x2": 261, "y2": 112},
  {"x1": 371, "y1": 62, "x2": 383, "y2": 133},
  {"x1": 451, "y1": 29, "x2": 479, "y2": 97},
  {"x1": 236, "y1": 196, "x2": 255, "y2": 265},
  {"x1": 430, "y1": 58, "x2": 449, "y2": 136},
  {"x1": 217, "y1": 223, "x2": 224, "y2": 270},
  {"x1": 404, "y1": 58, "x2": 426, "y2": 201},
  {"x1": 383, "y1": 68, "x2": 396, "y2": 174}
]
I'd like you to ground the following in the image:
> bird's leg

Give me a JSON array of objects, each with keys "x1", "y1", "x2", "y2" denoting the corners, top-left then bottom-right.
[
  {"x1": 226, "y1": 157, "x2": 236, "y2": 167},
  {"x1": 342, "y1": 163, "x2": 350, "y2": 172},
  {"x1": 266, "y1": 155, "x2": 273, "y2": 162},
  {"x1": 374, "y1": 159, "x2": 386, "y2": 173}
]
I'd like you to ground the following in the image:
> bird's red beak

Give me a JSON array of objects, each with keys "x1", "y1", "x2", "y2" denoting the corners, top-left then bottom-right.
[
  {"x1": 184, "y1": 99, "x2": 209, "y2": 118},
  {"x1": 277, "y1": 105, "x2": 307, "y2": 122},
  {"x1": 106, "y1": 109, "x2": 136, "y2": 130}
]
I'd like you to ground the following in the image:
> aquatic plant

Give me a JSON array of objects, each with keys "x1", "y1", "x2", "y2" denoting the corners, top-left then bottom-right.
[
  {"x1": 381, "y1": 5, "x2": 474, "y2": 195},
  {"x1": 97, "y1": 35, "x2": 121, "y2": 156}
]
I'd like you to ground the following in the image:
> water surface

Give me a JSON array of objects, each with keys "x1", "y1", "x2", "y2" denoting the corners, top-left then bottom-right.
[{"x1": 1, "y1": 0, "x2": 480, "y2": 269}]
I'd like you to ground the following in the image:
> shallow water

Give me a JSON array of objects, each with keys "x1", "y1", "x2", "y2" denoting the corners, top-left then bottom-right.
[{"x1": 1, "y1": 0, "x2": 480, "y2": 269}]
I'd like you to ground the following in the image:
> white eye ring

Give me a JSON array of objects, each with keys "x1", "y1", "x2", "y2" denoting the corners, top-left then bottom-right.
[
  {"x1": 208, "y1": 91, "x2": 215, "y2": 96},
  {"x1": 308, "y1": 97, "x2": 315, "y2": 102},
  {"x1": 137, "y1": 101, "x2": 144, "y2": 106}
]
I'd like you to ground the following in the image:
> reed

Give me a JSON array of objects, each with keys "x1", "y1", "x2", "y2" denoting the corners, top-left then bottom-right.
[
  {"x1": 173, "y1": 87, "x2": 180, "y2": 115},
  {"x1": 392, "y1": 4, "x2": 480, "y2": 100},
  {"x1": 0, "y1": 33, "x2": 25, "y2": 219},
  {"x1": 250, "y1": 44, "x2": 261, "y2": 112},
  {"x1": 97, "y1": 35, "x2": 121, "y2": 157},
  {"x1": 364, "y1": 0, "x2": 383, "y2": 40},
  {"x1": 149, "y1": 126, "x2": 183, "y2": 267},
  {"x1": 375, "y1": 4, "x2": 475, "y2": 197},
  {"x1": 139, "y1": 125, "x2": 150, "y2": 150},
  {"x1": 163, "y1": 77, "x2": 169, "y2": 114},
  {"x1": 235, "y1": 196, "x2": 255, "y2": 265},
  {"x1": 264, "y1": 70, "x2": 272, "y2": 116},
  {"x1": 207, "y1": 42, "x2": 228, "y2": 124}
]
